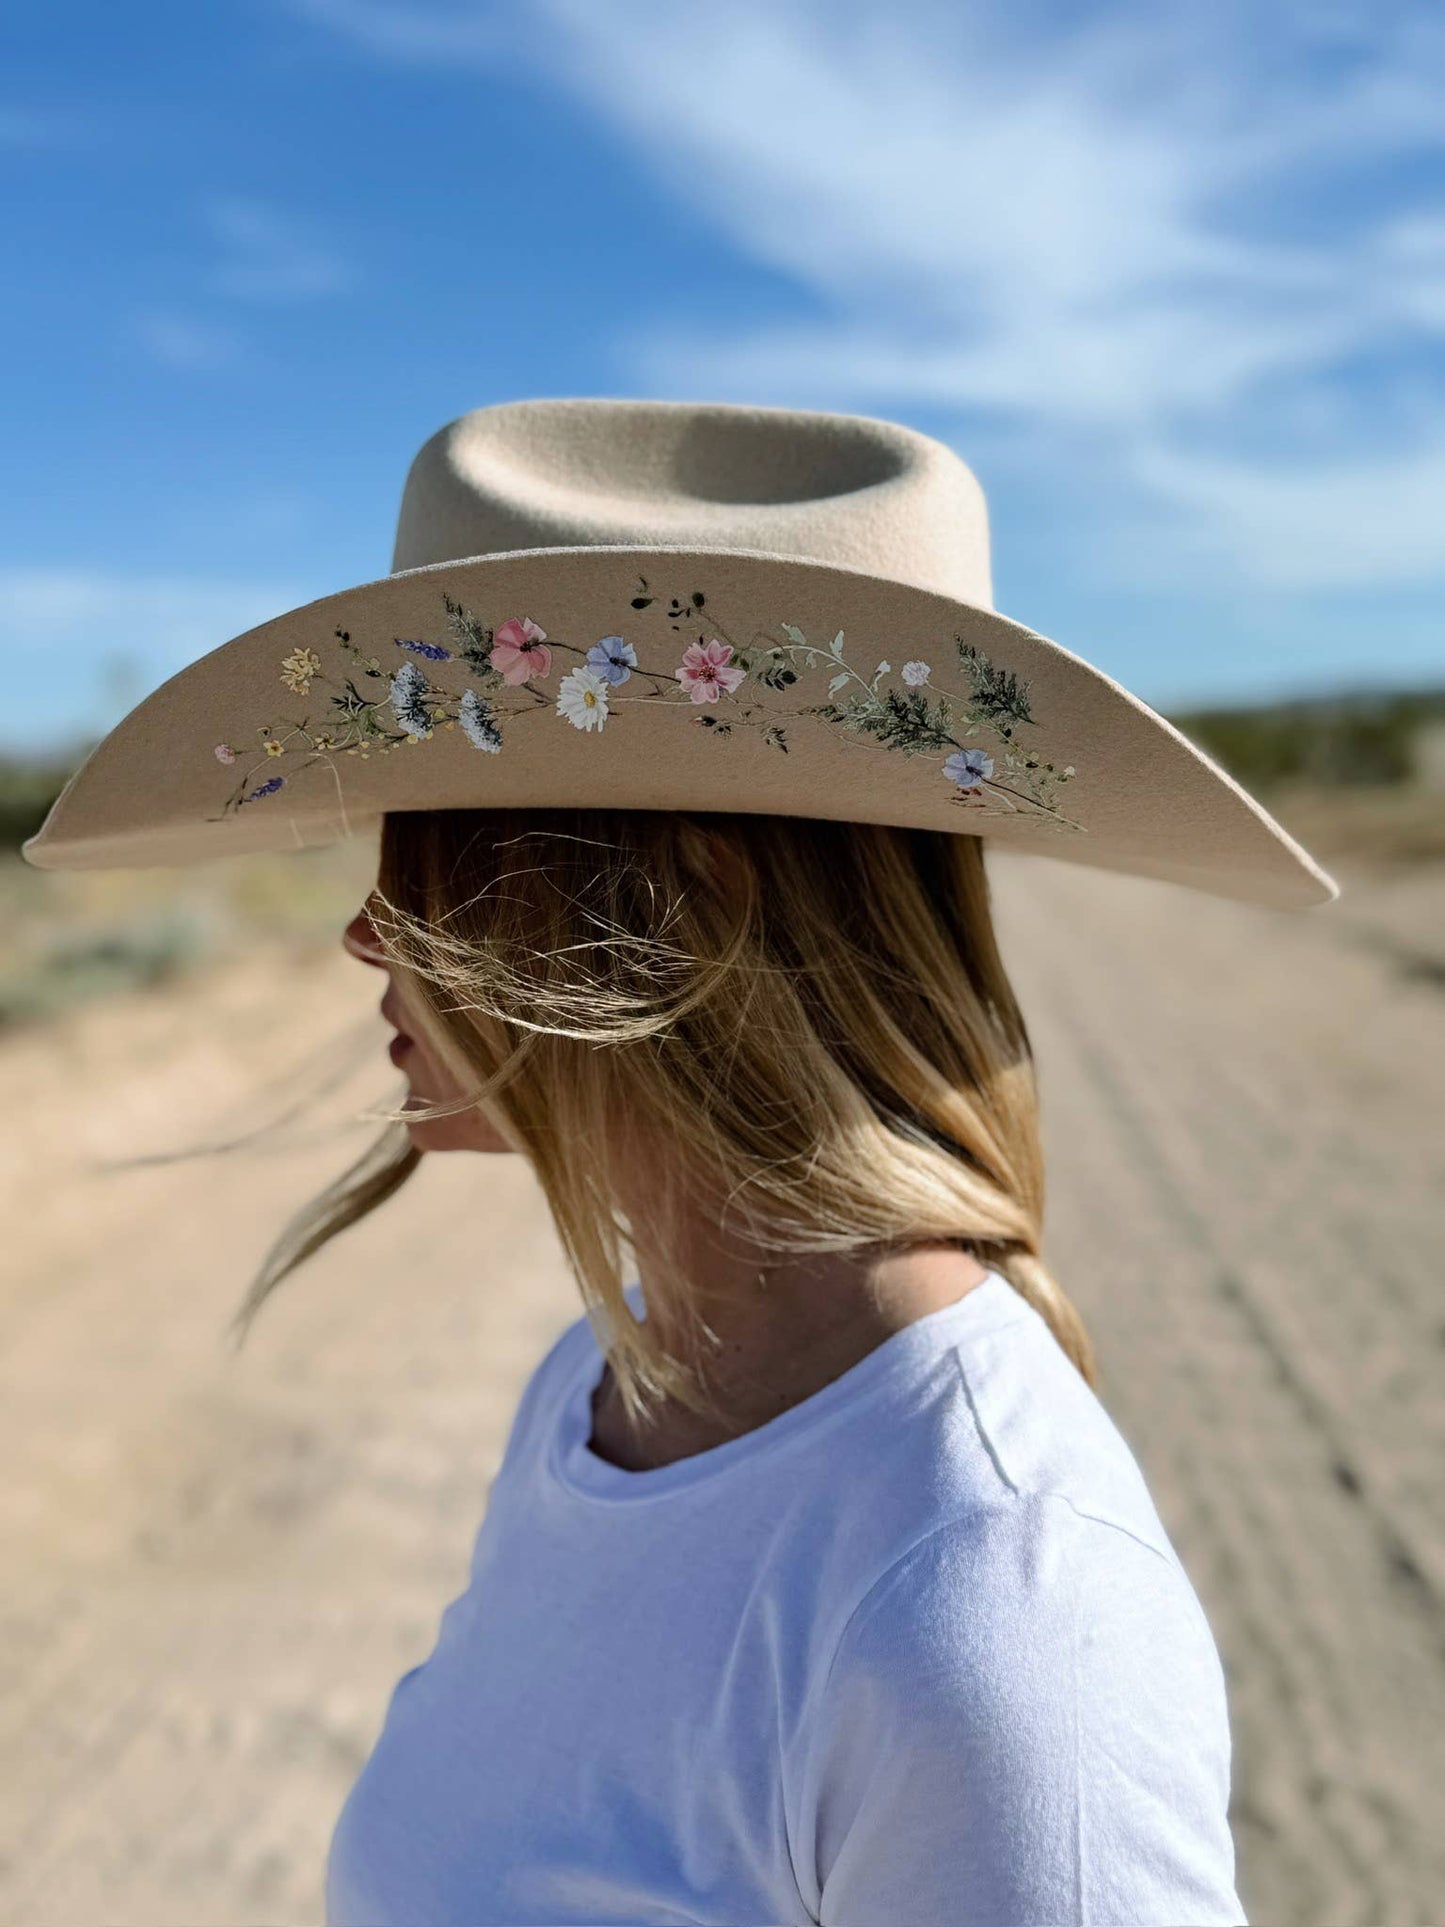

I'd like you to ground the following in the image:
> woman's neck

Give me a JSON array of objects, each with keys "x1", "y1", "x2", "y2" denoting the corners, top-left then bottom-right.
[{"x1": 588, "y1": 1241, "x2": 991, "y2": 1473}]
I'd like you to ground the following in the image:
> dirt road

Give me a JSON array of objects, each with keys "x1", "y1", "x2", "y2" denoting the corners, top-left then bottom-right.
[{"x1": 3, "y1": 846, "x2": 1441, "y2": 1925}]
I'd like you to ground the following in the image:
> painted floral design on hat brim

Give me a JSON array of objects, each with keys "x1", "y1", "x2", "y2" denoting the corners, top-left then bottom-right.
[{"x1": 210, "y1": 577, "x2": 1081, "y2": 831}]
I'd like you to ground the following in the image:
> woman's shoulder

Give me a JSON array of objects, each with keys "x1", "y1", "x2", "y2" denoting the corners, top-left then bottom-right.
[
  {"x1": 827, "y1": 1278, "x2": 1188, "y2": 1591},
  {"x1": 795, "y1": 1297, "x2": 1241, "y2": 1922},
  {"x1": 797, "y1": 1483, "x2": 1240, "y2": 1925},
  {"x1": 935, "y1": 1281, "x2": 1182, "y2": 1554},
  {"x1": 793, "y1": 1281, "x2": 1230, "y2": 1734}
]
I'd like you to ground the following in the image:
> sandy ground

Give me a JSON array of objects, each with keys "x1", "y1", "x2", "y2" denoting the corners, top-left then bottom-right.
[{"x1": 2, "y1": 844, "x2": 1441, "y2": 1925}]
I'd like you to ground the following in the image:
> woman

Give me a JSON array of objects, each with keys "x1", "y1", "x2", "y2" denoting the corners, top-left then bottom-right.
[{"x1": 25, "y1": 398, "x2": 1337, "y2": 1923}]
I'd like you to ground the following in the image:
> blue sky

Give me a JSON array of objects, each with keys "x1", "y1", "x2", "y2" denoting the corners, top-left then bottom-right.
[{"x1": 4, "y1": 0, "x2": 1443, "y2": 752}]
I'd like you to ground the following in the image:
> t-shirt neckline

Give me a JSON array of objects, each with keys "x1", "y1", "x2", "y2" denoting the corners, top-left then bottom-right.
[{"x1": 546, "y1": 1270, "x2": 1023, "y2": 1504}]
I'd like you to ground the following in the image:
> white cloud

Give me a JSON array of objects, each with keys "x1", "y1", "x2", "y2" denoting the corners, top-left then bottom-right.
[
  {"x1": 204, "y1": 195, "x2": 352, "y2": 303},
  {"x1": 291, "y1": 0, "x2": 506, "y2": 62},
  {"x1": 0, "y1": 570, "x2": 308, "y2": 750},
  {"x1": 133, "y1": 312, "x2": 243, "y2": 371},
  {"x1": 1115, "y1": 444, "x2": 1445, "y2": 591},
  {"x1": 299, "y1": 0, "x2": 1445, "y2": 596},
  {"x1": 129, "y1": 198, "x2": 351, "y2": 370}
]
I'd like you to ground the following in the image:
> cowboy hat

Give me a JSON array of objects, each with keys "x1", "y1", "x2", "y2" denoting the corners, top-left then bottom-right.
[{"x1": 22, "y1": 397, "x2": 1338, "y2": 908}]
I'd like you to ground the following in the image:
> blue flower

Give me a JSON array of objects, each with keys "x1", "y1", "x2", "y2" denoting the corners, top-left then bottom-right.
[
  {"x1": 586, "y1": 635, "x2": 637, "y2": 685},
  {"x1": 239, "y1": 775, "x2": 285, "y2": 805},
  {"x1": 943, "y1": 748, "x2": 994, "y2": 790},
  {"x1": 459, "y1": 687, "x2": 503, "y2": 753},
  {"x1": 390, "y1": 661, "x2": 434, "y2": 738},
  {"x1": 394, "y1": 636, "x2": 453, "y2": 661}
]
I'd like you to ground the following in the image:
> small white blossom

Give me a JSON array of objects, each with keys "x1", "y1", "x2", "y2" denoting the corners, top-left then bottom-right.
[
  {"x1": 901, "y1": 660, "x2": 931, "y2": 686},
  {"x1": 389, "y1": 660, "x2": 433, "y2": 738},
  {"x1": 459, "y1": 688, "x2": 502, "y2": 753}
]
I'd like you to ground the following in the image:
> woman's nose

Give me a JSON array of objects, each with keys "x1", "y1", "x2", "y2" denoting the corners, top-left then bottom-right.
[{"x1": 342, "y1": 899, "x2": 389, "y2": 968}]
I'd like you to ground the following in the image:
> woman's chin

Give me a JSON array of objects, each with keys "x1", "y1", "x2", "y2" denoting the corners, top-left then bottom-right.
[{"x1": 401, "y1": 1091, "x2": 515, "y2": 1155}]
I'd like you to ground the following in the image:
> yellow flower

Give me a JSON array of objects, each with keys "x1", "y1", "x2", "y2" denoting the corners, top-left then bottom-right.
[
  {"x1": 280, "y1": 647, "x2": 322, "y2": 694},
  {"x1": 265, "y1": 739, "x2": 285, "y2": 758}
]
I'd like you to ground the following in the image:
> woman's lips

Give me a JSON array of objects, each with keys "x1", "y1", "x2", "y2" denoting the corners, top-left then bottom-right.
[{"x1": 380, "y1": 995, "x2": 414, "y2": 1064}]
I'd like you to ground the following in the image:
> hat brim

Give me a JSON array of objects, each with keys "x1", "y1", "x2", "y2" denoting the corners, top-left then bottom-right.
[{"x1": 22, "y1": 545, "x2": 1338, "y2": 910}]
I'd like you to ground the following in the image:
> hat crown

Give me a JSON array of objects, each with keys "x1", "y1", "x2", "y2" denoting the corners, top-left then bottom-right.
[{"x1": 391, "y1": 398, "x2": 994, "y2": 610}]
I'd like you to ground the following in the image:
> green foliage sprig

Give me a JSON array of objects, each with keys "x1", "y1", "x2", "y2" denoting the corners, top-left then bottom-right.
[
  {"x1": 804, "y1": 686, "x2": 958, "y2": 755},
  {"x1": 955, "y1": 637, "x2": 1035, "y2": 724},
  {"x1": 443, "y1": 594, "x2": 503, "y2": 682}
]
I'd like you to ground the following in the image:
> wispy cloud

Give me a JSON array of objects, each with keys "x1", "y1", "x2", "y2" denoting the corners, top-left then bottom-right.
[
  {"x1": 298, "y1": 0, "x2": 1445, "y2": 596},
  {"x1": 0, "y1": 569, "x2": 308, "y2": 749},
  {"x1": 204, "y1": 195, "x2": 352, "y2": 303},
  {"x1": 130, "y1": 197, "x2": 351, "y2": 370},
  {"x1": 133, "y1": 312, "x2": 244, "y2": 371},
  {"x1": 292, "y1": 0, "x2": 507, "y2": 63}
]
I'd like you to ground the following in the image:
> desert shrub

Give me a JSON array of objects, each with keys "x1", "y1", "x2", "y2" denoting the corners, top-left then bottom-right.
[
  {"x1": 0, "y1": 757, "x2": 76, "y2": 848},
  {"x1": 0, "y1": 908, "x2": 211, "y2": 1027},
  {"x1": 1167, "y1": 688, "x2": 1445, "y2": 791}
]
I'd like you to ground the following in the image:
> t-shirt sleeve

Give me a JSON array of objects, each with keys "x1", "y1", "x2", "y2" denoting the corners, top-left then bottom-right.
[{"x1": 798, "y1": 1495, "x2": 1245, "y2": 1927}]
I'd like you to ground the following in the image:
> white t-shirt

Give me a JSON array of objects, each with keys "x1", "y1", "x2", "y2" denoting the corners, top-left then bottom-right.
[{"x1": 326, "y1": 1272, "x2": 1245, "y2": 1925}]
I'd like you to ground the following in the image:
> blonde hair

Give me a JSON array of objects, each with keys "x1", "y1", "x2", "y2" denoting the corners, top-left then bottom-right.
[{"x1": 233, "y1": 806, "x2": 1095, "y2": 1417}]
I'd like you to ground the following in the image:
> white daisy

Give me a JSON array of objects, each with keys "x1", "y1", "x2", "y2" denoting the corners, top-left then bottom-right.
[{"x1": 556, "y1": 666, "x2": 610, "y2": 732}]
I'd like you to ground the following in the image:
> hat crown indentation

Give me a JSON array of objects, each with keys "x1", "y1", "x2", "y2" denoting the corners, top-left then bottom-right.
[{"x1": 390, "y1": 397, "x2": 995, "y2": 610}]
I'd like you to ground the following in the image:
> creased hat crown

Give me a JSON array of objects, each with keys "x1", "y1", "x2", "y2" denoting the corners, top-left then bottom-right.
[{"x1": 391, "y1": 398, "x2": 995, "y2": 609}]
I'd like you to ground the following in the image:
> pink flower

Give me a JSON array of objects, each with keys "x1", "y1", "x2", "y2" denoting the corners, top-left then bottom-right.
[
  {"x1": 489, "y1": 616, "x2": 552, "y2": 685},
  {"x1": 214, "y1": 743, "x2": 237, "y2": 764},
  {"x1": 675, "y1": 638, "x2": 746, "y2": 704}
]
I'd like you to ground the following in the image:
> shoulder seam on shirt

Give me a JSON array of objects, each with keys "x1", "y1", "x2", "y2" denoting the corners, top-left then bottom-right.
[
  {"x1": 1045, "y1": 1494, "x2": 1224, "y2": 1667},
  {"x1": 1039, "y1": 1490, "x2": 1181, "y2": 1571}
]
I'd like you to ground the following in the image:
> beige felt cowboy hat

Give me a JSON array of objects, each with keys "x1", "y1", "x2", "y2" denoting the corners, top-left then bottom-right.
[{"x1": 23, "y1": 397, "x2": 1338, "y2": 908}]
